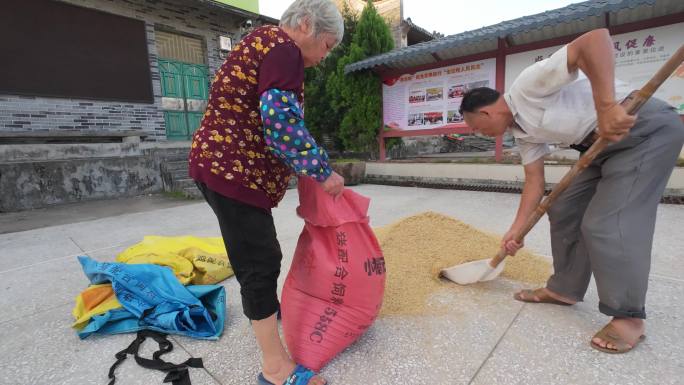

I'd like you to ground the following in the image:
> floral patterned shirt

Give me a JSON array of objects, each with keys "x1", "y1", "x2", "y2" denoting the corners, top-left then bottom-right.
[{"x1": 189, "y1": 25, "x2": 332, "y2": 209}]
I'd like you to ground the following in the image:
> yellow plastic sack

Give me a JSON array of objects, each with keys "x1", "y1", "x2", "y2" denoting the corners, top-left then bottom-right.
[
  {"x1": 72, "y1": 284, "x2": 120, "y2": 330},
  {"x1": 116, "y1": 236, "x2": 233, "y2": 285}
]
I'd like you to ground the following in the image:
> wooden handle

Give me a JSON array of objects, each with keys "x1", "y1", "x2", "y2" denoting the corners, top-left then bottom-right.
[
  {"x1": 489, "y1": 44, "x2": 684, "y2": 269},
  {"x1": 490, "y1": 247, "x2": 507, "y2": 268},
  {"x1": 640, "y1": 44, "x2": 684, "y2": 101}
]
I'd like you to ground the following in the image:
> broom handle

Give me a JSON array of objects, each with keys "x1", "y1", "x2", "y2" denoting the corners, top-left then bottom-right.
[{"x1": 490, "y1": 44, "x2": 684, "y2": 269}]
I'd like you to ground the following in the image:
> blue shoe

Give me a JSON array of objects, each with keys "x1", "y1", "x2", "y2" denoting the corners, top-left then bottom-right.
[
  {"x1": 257, "y1": 372, "x2": 275, "y2": 385},
  {"x1": 256, "y1": 364, "x2": 323, "y2": 385}
]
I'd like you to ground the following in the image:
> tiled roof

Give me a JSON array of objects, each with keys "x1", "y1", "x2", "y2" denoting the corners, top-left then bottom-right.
[{"x1": 345, "y1": 0, "x2": 681, "y2": 73}]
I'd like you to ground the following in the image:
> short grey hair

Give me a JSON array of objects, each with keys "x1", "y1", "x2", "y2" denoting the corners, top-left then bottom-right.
[{"x1": 280, "y1": 0, "x2": 344, "y2": 46}]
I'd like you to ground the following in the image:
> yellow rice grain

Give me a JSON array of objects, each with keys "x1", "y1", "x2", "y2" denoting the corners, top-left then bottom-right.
[{"x1": 374, "y1": 211, "x2": 552, "y2": 316}]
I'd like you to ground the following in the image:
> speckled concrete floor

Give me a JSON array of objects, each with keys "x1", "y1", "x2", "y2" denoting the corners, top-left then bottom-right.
[{"x1": 1, "y1": 185, "x2": 682, "y2": 385}]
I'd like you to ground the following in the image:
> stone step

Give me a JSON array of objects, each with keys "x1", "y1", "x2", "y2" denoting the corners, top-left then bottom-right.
[
  {"x1": 163, "y1": 160, "x2": 189, "y2": 172},
  {"x1": 160, "y1": 154, "x2": 189, "y2": 162},
  {"x1": 168, "y1": 151, "x2": 190, "y2": 159},
  {"x1": 182, "y1": 186, "x2": 203, "y2": 199},
  {"x1": 174, "y1": 178, "x2": 196, "y2": 190},
  {"x1": 169, "y1": 168, "x2": 190, "y2": 180}
]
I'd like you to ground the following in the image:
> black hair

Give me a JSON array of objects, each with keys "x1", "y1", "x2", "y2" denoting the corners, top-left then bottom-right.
[{"x1": 458, "y1": 87, "x2": 501, "y2": 115}]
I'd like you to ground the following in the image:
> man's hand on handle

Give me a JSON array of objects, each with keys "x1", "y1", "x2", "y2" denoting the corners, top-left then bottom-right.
[
  {"x1": 597, "y1": 102, "x2": 637, "y2": 142},
  {"x1": 501, "y1": 228, "x2": 524, "y2": 256}
]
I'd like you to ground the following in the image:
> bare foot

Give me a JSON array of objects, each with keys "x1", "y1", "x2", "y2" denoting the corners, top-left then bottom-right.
[
  {"x1": 262, "y1": 359, "x2": 326, "y2": 385},
  {"x1": 591, "y1": 317, "x2": 645, "y2": 352},
  {"x1": 514, "y1": 287, "x2": 577, "y2": 305}
]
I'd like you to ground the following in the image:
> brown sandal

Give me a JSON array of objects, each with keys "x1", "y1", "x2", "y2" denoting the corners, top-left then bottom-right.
[
  {"x1": 513, "y1": 288, "x2": 573, "y2": 306},
  {"x1": 590, "y1": 323, "x2": 646, "y2": 354}
]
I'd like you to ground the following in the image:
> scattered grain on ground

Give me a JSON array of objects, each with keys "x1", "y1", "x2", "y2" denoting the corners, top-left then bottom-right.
[{"x1": 374, "y1": 211, "x2": 551, "y2": 316}]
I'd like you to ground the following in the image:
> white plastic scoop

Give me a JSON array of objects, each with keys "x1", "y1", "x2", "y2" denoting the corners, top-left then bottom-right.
[{"x1": 441, "y1": 249, "x2": 506, "y2": 285}]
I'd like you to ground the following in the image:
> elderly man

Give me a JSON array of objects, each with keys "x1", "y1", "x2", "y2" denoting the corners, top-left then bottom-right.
[{"x1": 459, "y1": 28, "x2": 684, "y2": 354}]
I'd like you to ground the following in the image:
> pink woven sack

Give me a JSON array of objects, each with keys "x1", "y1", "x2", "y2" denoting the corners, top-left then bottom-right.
[{"x1": 281, "y1": 176, "x2": 386, "y2": 371}]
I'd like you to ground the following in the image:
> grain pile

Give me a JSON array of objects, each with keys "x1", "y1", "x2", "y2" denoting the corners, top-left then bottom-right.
[{"x1": 374, "y1": 211, "x2": 552, "y2": 316}]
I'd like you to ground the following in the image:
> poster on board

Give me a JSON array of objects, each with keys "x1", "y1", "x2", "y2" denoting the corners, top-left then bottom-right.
[
  {"x1": 382, "y1": 58, "x2": 496, "y2": 131},
  {"x1": 612, "y1": 23, "x2": 684, "y2": 114},
  {"x1": 504, "y1": 22, "x2": 684, "y2": 113}
]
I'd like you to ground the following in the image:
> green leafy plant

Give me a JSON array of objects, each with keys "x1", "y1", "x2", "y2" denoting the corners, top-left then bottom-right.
[
  {"x1": 303, "y1": 4, "x2": 358, "y2": 151},
  {"x1": 326, "y1": 0, "x2": 394, "y2": 153}
]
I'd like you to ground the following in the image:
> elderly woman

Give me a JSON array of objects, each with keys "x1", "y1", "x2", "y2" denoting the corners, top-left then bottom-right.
[{"x1": 188, "y1": 1, "x2": 344, "y2": 384}]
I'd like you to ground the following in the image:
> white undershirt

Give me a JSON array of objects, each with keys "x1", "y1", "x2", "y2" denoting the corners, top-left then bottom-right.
[{"x1": 504, "y1": 45, "x2": 630, "y2": 165}]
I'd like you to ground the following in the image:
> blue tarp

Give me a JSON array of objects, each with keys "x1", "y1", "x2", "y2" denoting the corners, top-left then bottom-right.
[{"x1": 77, "y1": 256, "x2": 225, "y2": 340}]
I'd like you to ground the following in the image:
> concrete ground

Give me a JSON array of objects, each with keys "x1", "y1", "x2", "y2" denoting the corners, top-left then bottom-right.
[
  {"x1": 0, "y1": 194, "x2": 192, "y2": 234},
  {"x1": 1, "y1": 185, "x2": 682, "y2": 385}
]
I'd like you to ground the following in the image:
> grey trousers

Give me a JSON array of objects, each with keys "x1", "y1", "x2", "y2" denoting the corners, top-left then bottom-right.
[{"x1": 546, "y1": 98, "x2": 684, "y2": 319}]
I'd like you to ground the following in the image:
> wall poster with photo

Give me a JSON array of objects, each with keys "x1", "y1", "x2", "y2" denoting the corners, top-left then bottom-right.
[
  {"x1": 409, "y1": 89, "x2": 426, "y2": 104},
  {"x1": 447, "y1": 110, "x2": 463, "y2": 123},
  {"x1": 382, "y1": 58, "x2": 496, "y2": 130}
]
